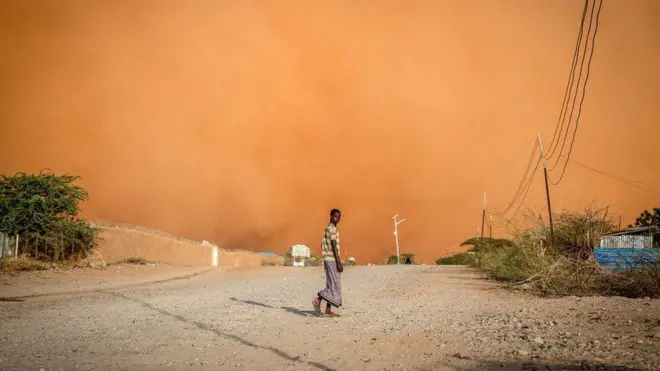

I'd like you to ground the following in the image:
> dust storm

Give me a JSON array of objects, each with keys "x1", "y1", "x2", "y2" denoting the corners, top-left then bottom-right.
[{"x1": 1, "y1": 1, "x2": 659, "y2": 264}]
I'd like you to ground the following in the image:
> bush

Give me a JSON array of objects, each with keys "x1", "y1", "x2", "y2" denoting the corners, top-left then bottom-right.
[
  {"x1": 0, "y1": 255, "x2": 51, "y2": 272},
  {"x1": 386, "y1": 253, "x2": 415, "y2": 264},
  {"x1": 0, "y1": 171, "x2": 98, "y2": 261},
  {"x1": 469, "y1": 206, "x2": 660, "y2": 298},
  {"x1": 460, "y1": 237, "x2": 515, "y2": 251},
  {"x1": 435, "y1": 253, "x2": 475, "y2": 265}
]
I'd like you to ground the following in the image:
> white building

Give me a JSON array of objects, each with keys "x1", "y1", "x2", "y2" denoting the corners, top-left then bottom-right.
[{"x1": 290, "y1": 244, "x2": 311, "y2": 267}]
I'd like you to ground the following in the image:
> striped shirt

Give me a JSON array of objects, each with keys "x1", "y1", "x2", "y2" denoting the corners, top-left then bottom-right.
[{"x1": 321, "y1": 223, "x2": 340, "y2": 262}]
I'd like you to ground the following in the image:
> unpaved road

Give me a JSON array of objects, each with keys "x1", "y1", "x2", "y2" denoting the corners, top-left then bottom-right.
[{"x1": 1, "y1": 265, "x2": 658, "y2": 370}]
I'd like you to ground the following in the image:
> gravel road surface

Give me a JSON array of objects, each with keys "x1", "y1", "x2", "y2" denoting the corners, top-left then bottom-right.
[{"x1": 1, "y1": 265, "x2": 658, "y2": 370}]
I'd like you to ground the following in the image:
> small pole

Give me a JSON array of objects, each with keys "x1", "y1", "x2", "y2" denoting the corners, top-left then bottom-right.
[
  {"x1": 618, "y1": 215, "x2": 622, "y2": 230},
  {"x1": 537, "y1": 133, "x2": 554, "y2": 240},
  {"x1": 481, "y1": 191, "x2": 487, "y2": 240},
  {"x1": 489, "y1": 215, "x2": 493, "y2": 239},
  {"x1": 15, "y1": 233, "x2": 19, "y2": 258},
  {"x1": 393, "y1": 214, "x2": 406, "y2": 265}
]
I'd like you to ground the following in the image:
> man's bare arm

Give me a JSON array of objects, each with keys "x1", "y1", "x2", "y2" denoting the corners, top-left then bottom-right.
[{"x1": 331, "y1": 240, "x2": 343, "y2": 273}]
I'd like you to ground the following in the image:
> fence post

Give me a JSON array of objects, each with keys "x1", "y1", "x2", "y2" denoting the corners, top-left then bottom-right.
[{"x1": 15, "y1": 233, "x2": 19, "y2": 258}]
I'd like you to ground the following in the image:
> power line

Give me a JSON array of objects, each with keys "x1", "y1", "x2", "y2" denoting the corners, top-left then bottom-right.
[
  {"x1": 505, "y1": 158, "x2": 542, "y2": 223},
  {"x1": 546, "y1": 0, "x2": 590, "y2": 159},
  {"x1": 563, "y1": 156, "x2": 660, "y2": 195},
  {"x1": 549, "y1": 0, "x2": 600, "y2": 173},
  {"x1": 551, "y1": 0, "x2": 603, "y2": 185},
  {"x1": 492, "y1": 141, "x2": 539, "y2": 216}
]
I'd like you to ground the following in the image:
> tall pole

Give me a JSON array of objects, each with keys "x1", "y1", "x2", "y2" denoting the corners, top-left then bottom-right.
[
  {"x1": 393, "y1": 214, "x2": 406, "y2": 265},
  {"x1": 480, "y1": 191, "x2": 486, "y2": 240},
  {"x1": 537, "y1": 133, "x2": 554, "y2": 240},
  {"x1": 489, "y1": 215, "x2": 493, "y2": 239},
  {"x1": 394, "y1": 217, "x2": 399, "y2": 265}
]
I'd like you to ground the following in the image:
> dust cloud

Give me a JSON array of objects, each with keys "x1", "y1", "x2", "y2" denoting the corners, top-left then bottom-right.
[{"x1": 1, "y1": 1, "x2": 659, "y2": 264}]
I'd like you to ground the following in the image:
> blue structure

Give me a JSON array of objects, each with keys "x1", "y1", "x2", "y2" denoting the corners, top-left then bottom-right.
[{"x1": 595, "y1": 225, "x2": 660, "y2": 271}]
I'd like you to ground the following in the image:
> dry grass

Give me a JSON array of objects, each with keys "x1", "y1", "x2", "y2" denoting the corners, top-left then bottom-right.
[
  {"x1": 474, "y1": 206, "x2": 660, "y2": 298},
  {"x1": 73, "y1": 250, "x2": 108, "y2": 269},
  {"x1": 261, "y1": 257, "x2": 283, "y2": 266},
  {"x1": 0, "y1": 255, "x2": 51, "y2": 272},
  {"x1": 73, "y1": 251, "x2": 151, "y2": 269}
]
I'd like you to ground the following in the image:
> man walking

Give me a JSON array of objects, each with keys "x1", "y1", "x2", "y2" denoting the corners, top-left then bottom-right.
[{"x1": 313, "y1": 209, "x2": 343, "y2": 317}]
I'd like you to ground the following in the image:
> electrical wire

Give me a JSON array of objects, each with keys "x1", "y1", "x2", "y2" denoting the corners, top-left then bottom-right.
[
  {"x1": 561, "y1": 156, "x2": 660, "y2": 195},
  {"x1": 545, "y1": 0, "x2": 590, "y2": 159},
  {"x1": 551, "y1": 0, "x2": 603, "y2": 184},
  {"x1": 549, "y1": 0, "x2": 599, "y2": 172},
  {"x1": 491, "y1": 141, "x2": 539, "y2": 216},
  {"x1": 504, "y1": 158, "x2": 542, "y2": 223}
]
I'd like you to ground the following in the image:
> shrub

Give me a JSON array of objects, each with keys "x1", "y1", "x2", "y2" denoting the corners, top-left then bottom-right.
[
  {"x1": 0, "y1": 171, "x2": 98, "y2": 261},
  {"x1": 469, "y1": 206, "x2": 660, "y2": 298},
  {"x1": 386, "y1": 253, "x2": 415, "y2": 264},
  {"x1": 435, "y1": 253, "x2": 475, "y2": 265},
  {"x1": 0, "y1": 255, "x2": 50, "y2": 272}
]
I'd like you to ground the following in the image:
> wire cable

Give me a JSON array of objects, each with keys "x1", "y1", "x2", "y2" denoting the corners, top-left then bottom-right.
[
  {"x1": 551, "y1": 0, "x2": 603, "y2": 184},
  {"x1": 546, "y1": 0, "x2": 590, "y2": 159},
  {"x1": 491, "y1": 141, "x2": 539, "y2": 216},
  {"x1": 504, "y1": 158, "x2": 542, "y2": 223},
  {"x1": 549, "y1": 0, "x2": 599, "y2": 172},
  {"x1": 561, "y1": 156, "x2": 660, "y2": 195}
]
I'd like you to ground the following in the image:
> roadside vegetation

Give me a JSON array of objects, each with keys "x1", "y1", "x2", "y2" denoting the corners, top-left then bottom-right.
[
  {"x1": 0, "y1": 171, "x2": 104, "y2": 272},
  {"x1": 438, "y1": 206, "x2": 660, "y2": 298}
]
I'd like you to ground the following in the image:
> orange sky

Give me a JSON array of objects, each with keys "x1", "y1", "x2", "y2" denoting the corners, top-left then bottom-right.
[{"x1": 1, "y1": 0, "x2": 659, "y2": 264}]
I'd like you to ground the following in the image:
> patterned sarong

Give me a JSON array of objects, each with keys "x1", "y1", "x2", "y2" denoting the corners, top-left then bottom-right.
[{"x1": 318, "y1": 260, "x2": 342, "y2": 307}]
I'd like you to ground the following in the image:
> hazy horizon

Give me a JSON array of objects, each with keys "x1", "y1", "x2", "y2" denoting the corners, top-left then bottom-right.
[{"x1": 1, "y1": 0, "x2": 659, "y2": 263}]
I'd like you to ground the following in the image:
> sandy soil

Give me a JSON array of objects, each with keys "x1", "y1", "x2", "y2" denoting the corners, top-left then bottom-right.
[
  {"x1": 0, "y1": 263, "x2": 212, "y2": 299},
  {"x1": 0, "y1": 265, "x2": 658, "y2": 370}
]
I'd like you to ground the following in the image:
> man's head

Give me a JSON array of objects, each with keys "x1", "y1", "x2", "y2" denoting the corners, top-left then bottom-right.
[{"x1": 330, "y1": 209, "x2": 342, "y2": 225}]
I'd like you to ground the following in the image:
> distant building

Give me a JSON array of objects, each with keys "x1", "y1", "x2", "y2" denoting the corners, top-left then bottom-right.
[
  {"x1": 257, "y1": 252, "x2": 280, "y2": 257},
  {"x1": 595, "y1": 225, "x2": 660, "y2": 270},
  {"x1": 289, "y1": 244, "x2": 311, "y2": 267}
]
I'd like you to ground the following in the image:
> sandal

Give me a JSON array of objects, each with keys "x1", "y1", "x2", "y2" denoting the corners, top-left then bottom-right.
[
  {"x1": 312, "y1": 298, "x2": 321, "y2": 314},
  {"x1": 325, "y1": 312, "x2": 340, "y2": 317}
]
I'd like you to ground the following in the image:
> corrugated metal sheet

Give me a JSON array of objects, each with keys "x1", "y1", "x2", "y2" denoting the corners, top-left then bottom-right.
[
  {"x1": 599, "y1": 235, "x2": 652, "y2": 249},
  {"x1": 594, "y1": 248, "x2": 660, "y2": 271}
]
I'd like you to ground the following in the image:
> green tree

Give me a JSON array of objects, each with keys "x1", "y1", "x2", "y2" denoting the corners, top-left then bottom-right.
[
  {"x1": 629, "y1": 208, "x2": 660, "y2": 228},
  {"x1": 0, "y1": 171, "x2": 97, "y2": 261},
  {"x1": 386, "y1": 253, "x2": 415, "y2": 264}
]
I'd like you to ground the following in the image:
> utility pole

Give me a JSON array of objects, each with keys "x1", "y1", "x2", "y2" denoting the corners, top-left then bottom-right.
[
  {"x1": 480, "y1": 191, "x2": 486, "y2": 240},
  {"x1": 537, "y1": 133, "x2": 554, "y2": 240},
  {"x1": 618, "y1": 215, "x2": 622, "y2": 230},
  {"x1": 489, "y1": 215, "x2": 493, "y2": 239},
  {"x1": 393, "y1": 214, "x2": 406, "y2": 265}
]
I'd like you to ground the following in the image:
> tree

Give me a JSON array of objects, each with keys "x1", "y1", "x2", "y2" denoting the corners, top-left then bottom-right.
[
  {"x1": 386, "y1": 253, "x2": 415, "y2": 264},
  {"x1": 629, "y1": 208, "x2": 660, "y2": 228},
  {"x1": 0, "y1": 171, "x2": 97, "y2": 261}
]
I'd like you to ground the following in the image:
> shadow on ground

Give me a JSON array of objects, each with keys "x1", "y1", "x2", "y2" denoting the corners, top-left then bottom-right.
[
  {"x1": 229, "y1": 297, "x2": 274, "y2": 308},
  {"x1": 230, "y1": 297, "x2": 321, "y2": 317},
  {"x1": 115, "y1": 293, "x2": 334, "y2": 371},
  {"x1": 422, "y1": 358, "x2": 644, "y2": 371}
]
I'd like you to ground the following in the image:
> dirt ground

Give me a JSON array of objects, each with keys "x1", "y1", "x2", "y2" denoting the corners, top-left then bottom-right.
[
  {"x1": 0, "y1": 263, "x2": 212, "y2": 299},
  {"x1": 0, "y1": 265, "x2": 658, "y2": 370}
]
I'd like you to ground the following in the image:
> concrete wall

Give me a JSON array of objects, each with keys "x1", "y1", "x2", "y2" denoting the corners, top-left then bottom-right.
[{"x1": 94, "y1": 224, "x2": 262, "y2": 268}]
